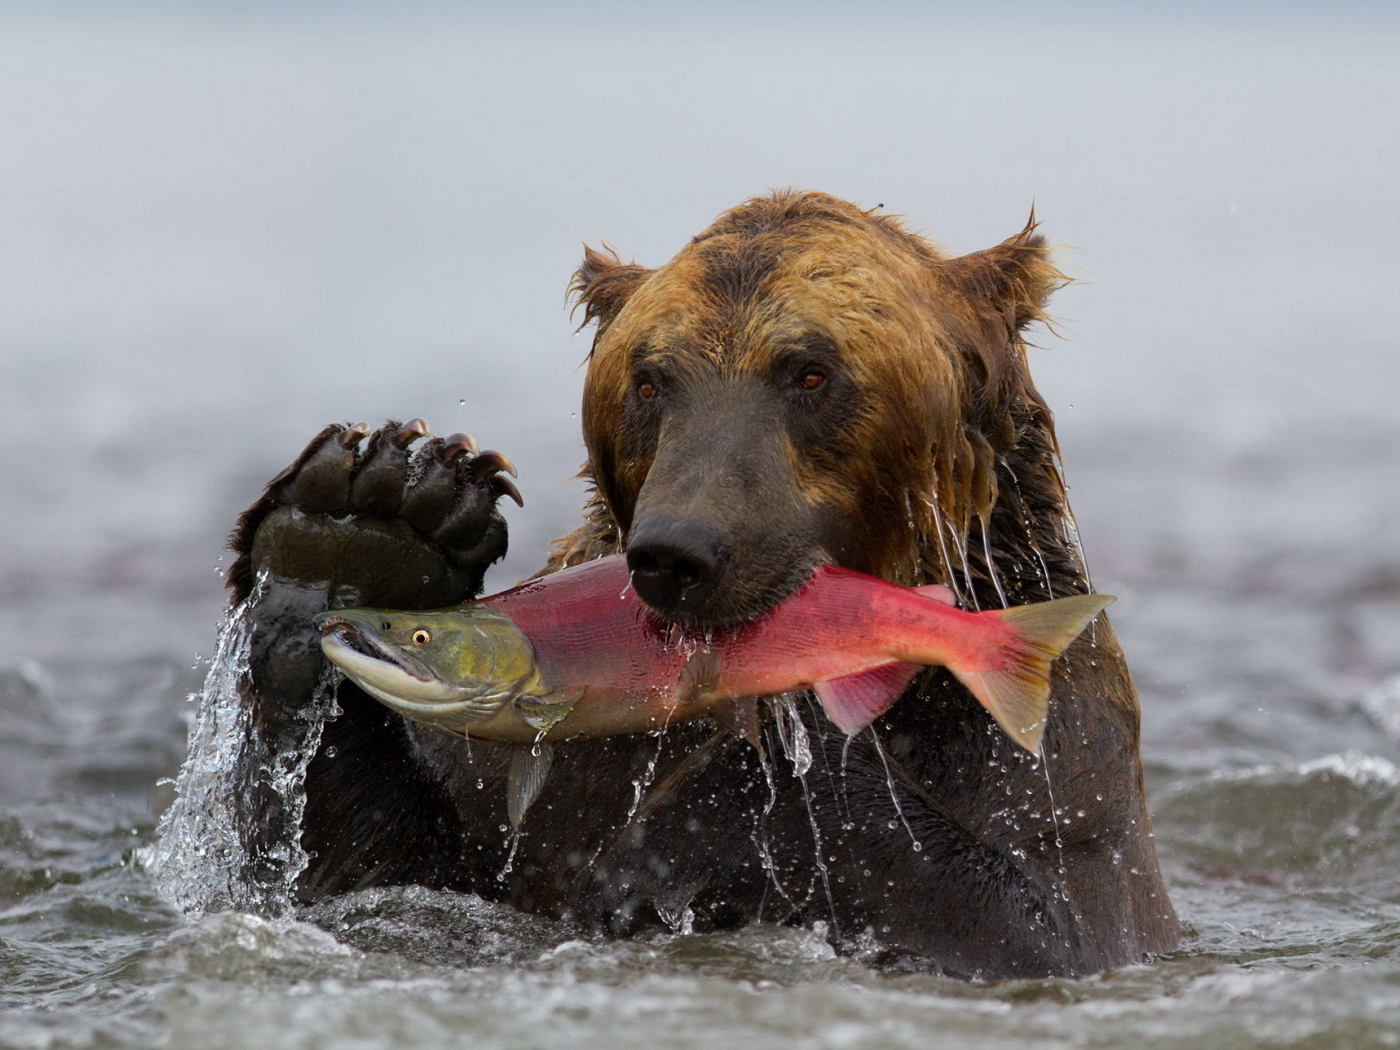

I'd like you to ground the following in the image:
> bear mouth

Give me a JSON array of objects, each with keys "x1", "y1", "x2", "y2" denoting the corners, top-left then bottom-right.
[{"x1": 643, "y1": 550, "x2": 830, "y2": 630}]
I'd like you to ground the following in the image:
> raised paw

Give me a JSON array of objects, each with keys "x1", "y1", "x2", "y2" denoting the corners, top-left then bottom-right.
[{"x1": 228, "y1": 419, "x2": 519, "y2": 613}]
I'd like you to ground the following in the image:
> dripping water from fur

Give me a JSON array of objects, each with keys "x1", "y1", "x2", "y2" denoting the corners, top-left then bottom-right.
[
  {"x1": 869, "y1": 727, "x2": 921, "y2": 853},
  {"x1": 979, "y1": 514, "x2": 1011, "y2": 609},
  {"x1": 770, "y1": 693, "x2": 813, "y2": 777}
]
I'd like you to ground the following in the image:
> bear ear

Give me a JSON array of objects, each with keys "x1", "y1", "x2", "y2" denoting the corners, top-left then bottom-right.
[
  {"x1": 570, "y1": 244, "x2": 654, "y2": 338},
  {"x1": 933, "y1": 211, "x2": 1068, "y2": 334}
]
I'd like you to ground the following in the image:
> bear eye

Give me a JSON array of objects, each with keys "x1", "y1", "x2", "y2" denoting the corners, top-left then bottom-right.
[
  {"x1": 798, "y1": 370, "x2": 826, "y2": 391},
  {"x1": 637, "y1": 380, "x2": 658, "y2": 400},
  {"x1": 411, "y1": 629, "x2": 431, "y2": 646}
]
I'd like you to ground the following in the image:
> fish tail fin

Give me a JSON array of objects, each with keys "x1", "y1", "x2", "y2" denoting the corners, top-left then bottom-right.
[{"x1": 952, "y1": 594, "x2": 1114, "y2": 754}]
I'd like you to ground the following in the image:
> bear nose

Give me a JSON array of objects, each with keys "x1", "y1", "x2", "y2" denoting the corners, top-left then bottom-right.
[{"x1": 626, "y1": 518, "x2": 730, "y2": 618}]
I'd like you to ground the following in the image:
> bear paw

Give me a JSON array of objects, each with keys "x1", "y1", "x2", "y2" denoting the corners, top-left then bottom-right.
[{"x1": 227, "y1": 420, "x2": 519, "y2": 704}]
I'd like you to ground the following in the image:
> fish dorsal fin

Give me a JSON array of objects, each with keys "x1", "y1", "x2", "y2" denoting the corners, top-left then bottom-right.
[
  {"x1": 813, "y1": 661, "x2": 924, "y2": 735},
  {"x1": 507, "y1": 742, "x2": 554, "y2": 829},
  {"x1": 914, "y1": 583, "x2": 956, "y2": 606},
  {"x1": 710, "y1": 698, "x2": 764, "y2": 756}
]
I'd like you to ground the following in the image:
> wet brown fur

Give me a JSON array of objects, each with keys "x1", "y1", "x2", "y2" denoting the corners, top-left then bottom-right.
[
  {"x1": 555, "y1": 191, "x2": 1077, "y2": 605},
  {"x1": 239, "y1": 190, "x2": 1180, "y2": 978},
  {"x1": 536, "y1": 190, "x2": 1180, "y2": 973}
]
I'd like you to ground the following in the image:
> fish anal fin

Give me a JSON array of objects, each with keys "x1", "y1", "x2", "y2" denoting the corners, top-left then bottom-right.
[
  {"x1": 813, "y1": 661, "x2": 924, "y2": 736},
  {"x1": 914, "y1": 583, "x2": 957, "y2": 606},
  {"x1": 710, "y1": 698, "x2": 764, "y2": 755},
  {"x1": 507, "y1": 742, "x2": 554, "y2": 828}
]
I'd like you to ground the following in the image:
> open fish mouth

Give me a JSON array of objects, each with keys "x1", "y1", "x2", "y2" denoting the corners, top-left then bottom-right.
[
  {"x1": 314, "y1": 615, "x2": 520, "y2": 726},
  {"x1": 316, "y1": 617, "x2": 434, "y2": 683}
]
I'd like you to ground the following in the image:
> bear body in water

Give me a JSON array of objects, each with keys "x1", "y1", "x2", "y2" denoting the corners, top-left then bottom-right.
[{"x1": 226, "y1": 191, "x2": 1179, "y2": 979}]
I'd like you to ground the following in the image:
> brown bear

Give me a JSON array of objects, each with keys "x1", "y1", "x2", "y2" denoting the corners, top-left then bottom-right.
[{"x1": 227, "y1": 190, "x2": 1180, "y2": 979}]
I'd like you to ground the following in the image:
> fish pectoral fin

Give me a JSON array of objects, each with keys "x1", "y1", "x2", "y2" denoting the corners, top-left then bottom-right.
[
  {"x1": 710, "y1": 699, "x2": 764, "y2": 756},
  {"x1": 813, "y1": 661, "x2": 924, "y2": 735},
  {"x1": 514, "y1": 690, "x2": 582, "y2": 733},
  {"x1": 507, "y1": 742, "x2": 554, "y2": 829},
  {"x1": 676, "y1": 650, "x2": 722, "y2": 704}
]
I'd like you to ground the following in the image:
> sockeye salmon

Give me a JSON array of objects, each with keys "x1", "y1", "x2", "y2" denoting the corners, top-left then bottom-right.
[{"x1": 315, "y1": 555, "x2": 1111, "y2": 825}]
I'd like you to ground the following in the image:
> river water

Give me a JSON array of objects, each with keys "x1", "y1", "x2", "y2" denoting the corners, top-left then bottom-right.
[{"x1": 2, "y1": 5, "x2": 1399, "y2": 1048}]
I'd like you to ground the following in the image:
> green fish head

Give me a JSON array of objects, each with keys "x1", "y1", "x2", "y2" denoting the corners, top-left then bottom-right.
[{"x1": 314, "y1": 605, "x2": 540, "y2": 732}]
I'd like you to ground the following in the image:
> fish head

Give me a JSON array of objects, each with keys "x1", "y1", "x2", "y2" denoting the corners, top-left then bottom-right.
[{"x1": 314, "y1": 605, "x2": 540, "y2": 733}]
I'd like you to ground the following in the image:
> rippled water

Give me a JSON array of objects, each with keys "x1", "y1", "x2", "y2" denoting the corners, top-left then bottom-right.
[{"x1": 3, "y1": 5, "x2": 1400, "y2": 1048}]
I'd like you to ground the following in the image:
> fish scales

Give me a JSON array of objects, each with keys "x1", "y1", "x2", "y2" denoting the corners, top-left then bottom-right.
[
  {"x1": 319, "y1": 554, "x2": 1108, "y2": 749},
  {"x1": 316, "y1": 555, "x2": 1112, "y2": 823}
]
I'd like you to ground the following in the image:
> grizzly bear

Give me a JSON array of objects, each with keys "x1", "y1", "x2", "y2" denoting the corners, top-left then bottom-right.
[{"x1": 227, "y1": 190, "x2": 1180, "y2": 979}]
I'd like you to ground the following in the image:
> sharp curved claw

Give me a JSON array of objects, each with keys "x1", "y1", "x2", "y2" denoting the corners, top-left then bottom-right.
[
  {"x1": 393, "y1": 418, "x2": 430, "y2": 448},
  {"x1": 444, "y1": 432, "x2": 480, "y2": 458},
  {"x1": 442, "y1": 434, "x2": 479, "y2": 463},
  {"x1": 470, "y1": 450, "x2": 518, "y2": 483},
  {"x1": 490, "y1": 474, "x2": 524, "y2": 507},
  {"x1": 337, "y1": 423, "x2": 371, "y2": 449}
]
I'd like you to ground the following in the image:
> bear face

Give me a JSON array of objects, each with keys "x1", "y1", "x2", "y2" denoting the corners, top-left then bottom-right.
[{"x1": 575, "y1": 190, "x2": 1067, "y2": 627}]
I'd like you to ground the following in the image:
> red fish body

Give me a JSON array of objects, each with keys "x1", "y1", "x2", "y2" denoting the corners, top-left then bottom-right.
[
  {"x1": 474, "y1": 554, "x2": 1108, "y2": 751},
  {"x1": 319, "y1": 554, "x2": 1112, "y2": 825}
]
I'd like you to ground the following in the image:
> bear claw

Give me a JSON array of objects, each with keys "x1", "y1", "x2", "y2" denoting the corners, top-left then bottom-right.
[
  {"x1": 393, "y1": 418, "x2": 430, "y2": 448},
  {"x1": 443, "y1": 433, "x2": 480, "y2": 461},
  {"x1": 470, "y1": 450, "x2": 518, "y2": 482},
  {"x1": 227, "y1": 417, "x2": 515, "y2": 608},
  {"x1": 490, "y1": 474, "x2": 524, "y2": 507},
  {"x1": 337, "y1": 423, "x2": 371, "y2": 449}
]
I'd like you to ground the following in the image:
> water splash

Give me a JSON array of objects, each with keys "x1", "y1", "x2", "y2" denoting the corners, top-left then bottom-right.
[
  {"x1": 654, "y1": 901, "x2": 696, "y2": 935},
  {"x1": 769, "y1": 693, "x2": 813, "y2": 777},
  {"x1": 139, "y1": 598, "x2": 255, "y2": 913},
  {"x1": 141, "y1": 583, "x2": 340, "y2": 917},
  {"x1": 623, "y1": 735, "x2": 666, "y2": 827}
]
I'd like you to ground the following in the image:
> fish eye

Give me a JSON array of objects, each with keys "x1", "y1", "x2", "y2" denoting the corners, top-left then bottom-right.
[
  {"x1": 411, "y1": 629, "x2": 431, "y2": 646},
  {"x1": 381, "y1": 621, "x2": 392, "y2": 630}
]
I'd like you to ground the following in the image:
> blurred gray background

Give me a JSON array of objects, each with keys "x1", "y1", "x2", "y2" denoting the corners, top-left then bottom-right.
[{"x1": 1, "y1": 0, "x2": 1396, "y2": 685}]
